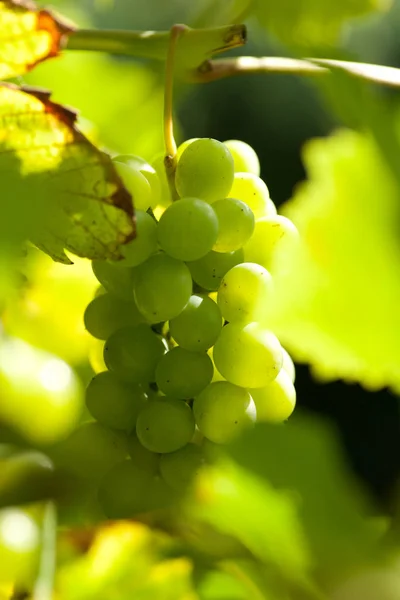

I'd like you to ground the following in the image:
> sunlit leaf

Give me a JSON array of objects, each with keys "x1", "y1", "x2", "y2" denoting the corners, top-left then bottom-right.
[
  {"x1": 0, "y1": 0, "x2": 74, "y2": 80},
  {"x1": 0, "y1": 83, "x2": 135, "y2": 264},
  {"x1": 269, "y1": 129, "x2": 400, "y2": 390},
  {"x1": 253, "y1": 0, "x2": 391, "y2": 46}
]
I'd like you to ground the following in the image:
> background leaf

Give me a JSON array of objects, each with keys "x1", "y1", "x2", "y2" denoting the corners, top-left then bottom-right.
[{"x1": 0, "y1": 0, "x2": 74, "y2": 80}]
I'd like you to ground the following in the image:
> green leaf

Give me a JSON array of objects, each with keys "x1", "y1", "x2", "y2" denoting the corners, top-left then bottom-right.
[
  {"x1": 0, "y1": 0, "x2": 74, "y2": 80},
  {"x1": 0, "y1": 83, "x2": 135, "y2": 264},
  {"x1": 228, "y1": 416, "x2": 382, "y2": 579},
  {"x1": 253, "y1": 0, "x2": 391, "y2": 47},
  {"x1": 269, "y1": 128, "x2": 400, "y2": 391}
]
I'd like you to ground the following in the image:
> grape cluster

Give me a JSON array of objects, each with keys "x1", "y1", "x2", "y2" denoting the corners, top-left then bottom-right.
[{"x1": 72, "y1": 138, "x2": 298, "y2": 519}]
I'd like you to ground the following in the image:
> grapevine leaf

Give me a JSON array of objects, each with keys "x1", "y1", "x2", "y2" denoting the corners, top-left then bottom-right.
[
  {"x1": 253, "y1": 0, "x2": 391, "y2": 47},
  {"x1": 0, "y1": 83, "x2": 135, "y2": 264},
  {"x1": 269, "y1": 129, "x2": 400, "y2": 391},
  {"x1": 0, "y1": 0, "x2": 74, "y2": 80}
]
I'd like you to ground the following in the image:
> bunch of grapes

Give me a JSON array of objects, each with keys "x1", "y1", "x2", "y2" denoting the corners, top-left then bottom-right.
[{"x1": 62, "y1": 139, "x2": 298, "y2": 519}]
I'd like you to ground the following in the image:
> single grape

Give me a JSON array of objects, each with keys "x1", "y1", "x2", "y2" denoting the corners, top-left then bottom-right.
[
  {"x1": 169, "y1": 294, "x2": 222, "y2": 352},
  {"x1": 188, "y1": 248, "x2": 244, "y2": 291},
  {"x1": 155, "y1": 347, "x2": 213, "y2": 398},
  {"x1": 249, "y1": 369, "x2": 296, "y2": 422},
  {"x1": 113, "y1": 160, "x2": 152, "y2": 211},
  {"x1": 91, "y1": 260, "x2": 135, "y2": 300},
  {"x1": 113, "y1": 154, "x2": 161, "y2": 207},
  {"x1": 84, "y1": 293, "x2": 144, "y2": 340},
  {"x1": 213, "y1": 323, "x2": 283, "y2": 388},
  {"x1": 175, "y1": 139, "x2": 234, "y2": 203},
  {"x1": 85, "y1": 371, "x2": 147, "y2": 432},
  {"x1": 98, "y1": 459, "x2": 174, "y2": 518},
  {"x1": 243, "y1": 215, "x2": 299, "y2": 271},
  {"x1": 52, "y1": 422, "x2": 128, "y2": 482},
  {"x1": 224, "y1": 140, "x2": 260, "y2": 176},
  {"x1": 118, "y1": 210, "x2": 158, "y2": 267},
  {"x1": 282, "y1": 347, "x2": 296, "y2": 383},
  {"x1": 228, "y1": 173, "x2": 270, "y2": 218},
  {"x1": 136, "y1": 398, "x2": 195, "y2": 453},
  {"x1": 126, "y1": 432, "x2": 159, "y2": 473},
  {"x1": 193, "y1": 381, "x2": 256, "y2": 444},
  {"x1": 104, "y1": 324, "x2": 166, "y2": 383},
  {"x1": 217, "y1": 262, "x2": 273, "y2": 324},
  {"x1": 159, "y1": 443, "x2": 206, "y2": 491},
  {"x1": 158, "y1": 197, "x2": 219, "y2": 261},
  {"x1": 134, "y1": 253, "x2": 192, "y2": 323},
  {"x1": 212, "y1": 197, "x2": 255, "y2": 253},
  {"x1": 176, "y1": 138, "x2": 199, "y2": 159}
]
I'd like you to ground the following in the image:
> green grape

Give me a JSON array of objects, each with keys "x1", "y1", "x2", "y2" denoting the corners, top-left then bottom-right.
[
  {"x1": 126, "y1": 432, "x2": 159, "y2": 473},
  {"x1": 243, "y1": 215, "x2": 299, "y2": 270},
  {"x1": 193, "y1": 381, "x2": 256, "y2": 444},
  {"x1": 113, "y1": 154, "x2": 161, "y2": 207},
  {"x1": 134, "y1": 253, "x2": 192, "y2": 323},
  {"x1": 212, "y1": 197, "x2": 255, "y2": 253},
  {"x1": 202, "y1": 437, "x2": 223, "y2": 462},
  {"x1": 155, "y1": 347, "x2": 213, "y2": 398},
  {"x1": 98, "y1": 459, "x2": 174, "y2": 518},
  {"x1": 282, "y1": 347, "x2": 296, "y2": 383},
  {"x1": 136, "y1": 398, "x2": 195, "y2": 453},
  {"x1": 264, "y1": 198, "x2": 277, "y2": 217},
  {"x1": 86, "y1": 371, "x2": 147, "y2": 432},
  {"x1": 158, "y1": 197, "x2": 219, "y2": 261},
  {"x1": 104, "y1": 324, "x2": 166, "y2": 383},
  {"x1": 224, "y1": 140, "x2": 260, "y2": 176},
  {"x1": 217, "y1": 262, "x2": 273, "y2": 324},
  {"x1": 213, "y1": 323, "x2": 283, "y2": 388},
  {"x1": 176, "y1": 138, "x2": 199, "y2": 160},
  {"x1": 113, "y1": 160, "x2": 152, "y2": 211},
  {"x1": 169, "y1": 294, "x2": 222, "y2": 352},
  {"x1": 188, "y1": 248, "x2": 244, "y2": 291},
  {"x1": 52, "y1": 422, "x2": 128, "y2": 482},
  {"x1": 159, "y1": 443, "x2": 206, "y2": 491},
  {"x1": 249, "y1": 369, "x2": 296, "y2": 422},
  {"x1": 84, "y1": 293, "x2": 144, "y2": 340},
  {"x1": 228, "y1": 173, "x2": 270, "y2": 218},
  {"x1": 175, "y1": 138, "x2": 234, "y2": 203},
  {"x1": 91, "y1": 260, "x2": 135, "y2": 300},
  {"x1": 0, "y1": 508, "x2": 40, "y2": 585},
  {"x1": 118, "y1": 210, "x2": 158, "y2": 267}
]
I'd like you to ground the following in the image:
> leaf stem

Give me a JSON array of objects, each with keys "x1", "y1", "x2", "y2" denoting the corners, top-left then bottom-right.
[{"x1": 163, "y1": 25, "x2": 187, "y2": 200}]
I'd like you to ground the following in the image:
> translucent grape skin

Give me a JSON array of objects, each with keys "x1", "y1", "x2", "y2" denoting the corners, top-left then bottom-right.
[
  {"x1": 188, "y1": 248, "x2": 244, "y2": 292},
  {"x1": 118, "y1": 210, "x2": 158, "y2": 267},
  {"x1": 282, "y1": 347, "x2": 296, "y2": 383},
  {"x1": 175, "y1": 139, "x2": 234, "y2": 203},
  {"x1": 136, "y1": 398, "x2": 195, "y2": 453},
  {"x1": 98, "y1": 459, "x2": 174, "y2": 519},
  {"x1": 217, "y1": 262, "x2": 273, "y2": 324},
  {"x1": 158, "y1": 197, "x2": 219, "y2": 261},
  {"x1": 169, "y1": 294, "x2": 222, "y2": 352},
  {"x1": 213, "y1": 322, "x2": 283, "y2": 388},
  {"x1": 134, "y1": 253, "x2": 192, "y2": 323},
  {"x1": 113, "y1": 154, "x2": 161, "y2": 207},
  {"x1": 91, "y1": 260, "x2": 135, "y2": 300},
  {"x1": 212, "y1": 197, "x2": 255, "y2": 253},
  {"x1": 159, "y1": 443, "x2": 206, "y2": 491},
  {"x1": 85, "y1": 371, "x2": 147, "y2": 432},
  {"x1": 84, "y1": 293, "x2": 144, "y2": 340},
  {"x1": 113, "y1": 160, "x2": 153, "y2": 211},
  {"x1": 155, "y1": 346, "x2": 213, "y2": 398},
  {"x1": 193, "y1": 381, "x2": 256, "y2": 444},
  {"x1": 176, "y1": 138, "x2": 199, "y2": 160},
  {"x1": 243, "y1": 215, "x2": 299, "y2": 271},
  {"x1": 104, "y1": 324, "x2": 166, "y2": 383},
  {"x1": 51, "y1": 422, "x2": 128, "y2": 483},
  {"x1": 228, "y1": 173, "x2": 270, "y2": 218},
  {"x1": 249, "y1": 369, "x2": 296, "y2": 422},
  {"x1": 224, "y1": 140, "x2": 260, "y2": 176}
]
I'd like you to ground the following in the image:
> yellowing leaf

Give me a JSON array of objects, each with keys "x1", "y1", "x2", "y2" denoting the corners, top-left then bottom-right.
[
  {"x1": 270, "y1": 129, "x2": 400, "y2": 391},
  {"x1": 0, "y1": 0, "x2": 74, "y2": 80},
  {"x1": 0, "y1": 83, "x2": 135, "y2": 263}
]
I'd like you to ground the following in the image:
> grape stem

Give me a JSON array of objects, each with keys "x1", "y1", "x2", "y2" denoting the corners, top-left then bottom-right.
[
  {"x1": 32, "y1": 502, "x2": 57, "y2": 600},
  {"x1": 163, "y1": 25, "x2": 187, "y2": 200}
]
